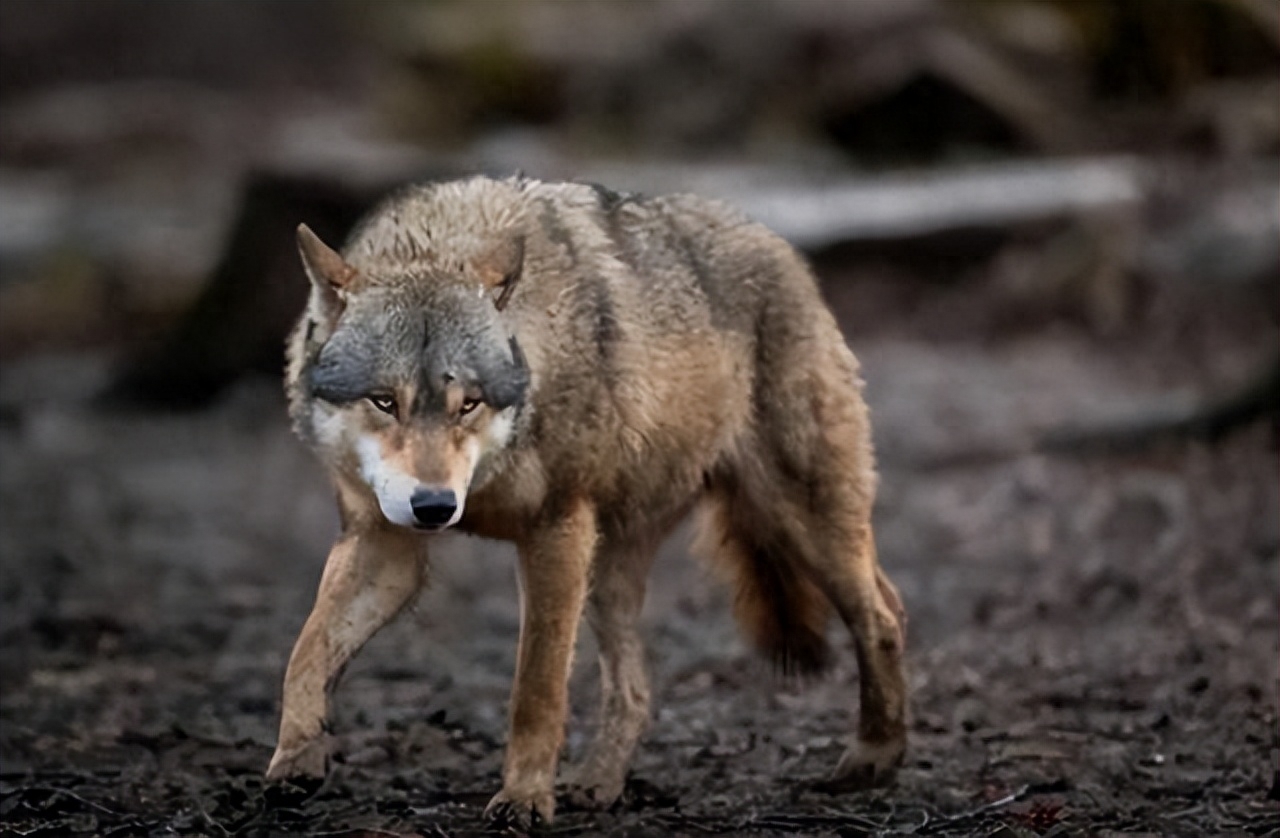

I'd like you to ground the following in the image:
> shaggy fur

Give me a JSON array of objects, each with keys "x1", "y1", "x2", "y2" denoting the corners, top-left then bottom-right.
[{"x1": 266, "y1": 176, "x2": 908, "y2": 826}]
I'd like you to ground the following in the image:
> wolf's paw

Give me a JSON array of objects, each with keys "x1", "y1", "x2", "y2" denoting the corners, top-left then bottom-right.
[
  {"x1": 817, "y1": 738, "x2": 905, "y2": 793},
  {"x1": 485, "y1": 787, "x2": 555, "y2": 829},
  {"x1": 265, "y1": 737, "x2": 329, "y2": 785},
  {"x1": 563, "y1": 769, "x2": 625, "y2": 811}
]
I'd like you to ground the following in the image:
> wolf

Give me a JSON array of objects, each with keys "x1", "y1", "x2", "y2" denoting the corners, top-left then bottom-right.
[{"x1": 265, "y1": 175, "x2": 908, "y2": 826}]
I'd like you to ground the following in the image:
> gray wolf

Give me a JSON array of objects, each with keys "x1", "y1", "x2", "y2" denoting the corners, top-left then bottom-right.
[{"x1": 265, "y1": 175, "x2": 908, "y2": 826}]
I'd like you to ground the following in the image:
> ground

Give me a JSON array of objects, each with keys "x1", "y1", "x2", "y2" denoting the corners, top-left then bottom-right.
[{"x1": 0, "y1": 258, "x2": 1276, "y2": 837}]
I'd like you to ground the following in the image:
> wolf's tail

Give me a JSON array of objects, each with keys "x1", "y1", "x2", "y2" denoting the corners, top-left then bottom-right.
[{"x1": 694, "y1": 498, "x2": 833, "y2": 677}]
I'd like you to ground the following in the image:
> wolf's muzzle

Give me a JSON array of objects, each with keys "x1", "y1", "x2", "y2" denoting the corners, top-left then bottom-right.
[{"x1": 410, "y1": 488, "x2": 458, "y2": 529}]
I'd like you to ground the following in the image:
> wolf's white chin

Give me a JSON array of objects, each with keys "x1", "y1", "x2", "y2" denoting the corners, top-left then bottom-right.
[{"x1": 378, "y1": 497, "x2": 420, "y2": 529}]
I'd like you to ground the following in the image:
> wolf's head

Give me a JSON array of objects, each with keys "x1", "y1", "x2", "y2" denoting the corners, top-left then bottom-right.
[{"x1": 293, "y1": 224, "x2": 530, "y2": 531}]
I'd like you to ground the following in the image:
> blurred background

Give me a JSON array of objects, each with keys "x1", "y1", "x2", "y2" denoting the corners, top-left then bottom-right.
[{"x1": 1, "y1": 2, "x2": 1277, "y2": 836}]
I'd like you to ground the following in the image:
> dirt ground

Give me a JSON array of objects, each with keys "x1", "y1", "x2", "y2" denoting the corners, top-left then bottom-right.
[{"x1": 1, "y1": 240, "x2": 1276, "y2": 838}]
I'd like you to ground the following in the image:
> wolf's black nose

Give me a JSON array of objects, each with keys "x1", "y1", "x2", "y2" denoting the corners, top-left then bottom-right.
[{"x1": 410, "y1": 488, "x2": 458, "y2": 528}]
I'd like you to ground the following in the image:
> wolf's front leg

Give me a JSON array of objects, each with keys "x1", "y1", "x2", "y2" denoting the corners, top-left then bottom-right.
[
  {"x1": 563, "y1": 537, "x2": 655, "y2": 809},
  {"x1": 485, "y1": 499, "x2": 596, "y2": 827},
  {"x1": 266, "y1": 524, "x2": 426, "y2": 786}
]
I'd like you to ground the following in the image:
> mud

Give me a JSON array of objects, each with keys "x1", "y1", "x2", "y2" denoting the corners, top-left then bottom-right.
[{"x1": 1, "y1": 269, "x2": 1277, "y2": 837}]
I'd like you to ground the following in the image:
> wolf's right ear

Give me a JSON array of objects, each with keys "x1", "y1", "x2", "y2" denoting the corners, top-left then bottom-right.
[
  {"x1": 475, "y1": 236, "x2": 524, "y2": 312},
  {"x1": 297, "y1": 223, "x2": 357, "y2": 327}
]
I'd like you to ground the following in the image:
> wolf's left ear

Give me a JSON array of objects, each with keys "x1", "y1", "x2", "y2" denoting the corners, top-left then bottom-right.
[
  {"x1": 476, "y1": 236, "x2": 524, "y2": 312},
  {"x1": 297, "y1": 223, "x2": 357, "y2": 326}
]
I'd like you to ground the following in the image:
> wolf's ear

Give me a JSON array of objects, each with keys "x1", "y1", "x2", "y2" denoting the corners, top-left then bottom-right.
[
  {"x1": 476, "y1": 236, "x2": 524, "y2": 312},
  {"x1": 297, "y1": 223, "x2": 357, "y2": 325}
]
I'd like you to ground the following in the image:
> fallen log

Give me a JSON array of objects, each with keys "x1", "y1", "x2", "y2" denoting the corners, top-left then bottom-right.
[
  {"x1": 601, "y1": 156, "x2": 1147, "y2": 251},
  {"x1": 1039, "y1": 354, "x2": 1280, "y2": 454}
]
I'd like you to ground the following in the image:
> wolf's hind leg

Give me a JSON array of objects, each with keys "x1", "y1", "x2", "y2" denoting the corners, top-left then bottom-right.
[
  {"x1": 563, "y1": 537, "x2": 656, "y2": 809},
  {"x1": 266, "y1": 526, "x2": 426, "y2": 785},
  {"x1": 747, "y1": 329, "x2": 908, "y2": 788},
  {"x1": 793, "y1": 520, "x2": 907, "y2": 789}
]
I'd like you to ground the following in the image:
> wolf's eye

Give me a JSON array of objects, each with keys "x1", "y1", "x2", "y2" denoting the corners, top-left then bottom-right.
[
  {"x1": 459, "y1": 397, "x2": 482, "y2": 416},
  {"x1": 368, "y1": 395, "x2": 397, "y2": 415}
]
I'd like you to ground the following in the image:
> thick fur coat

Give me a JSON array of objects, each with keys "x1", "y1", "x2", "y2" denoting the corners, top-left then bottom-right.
[{"x1": 267, "y1": 176, "x2": 908, "y2": 826}]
